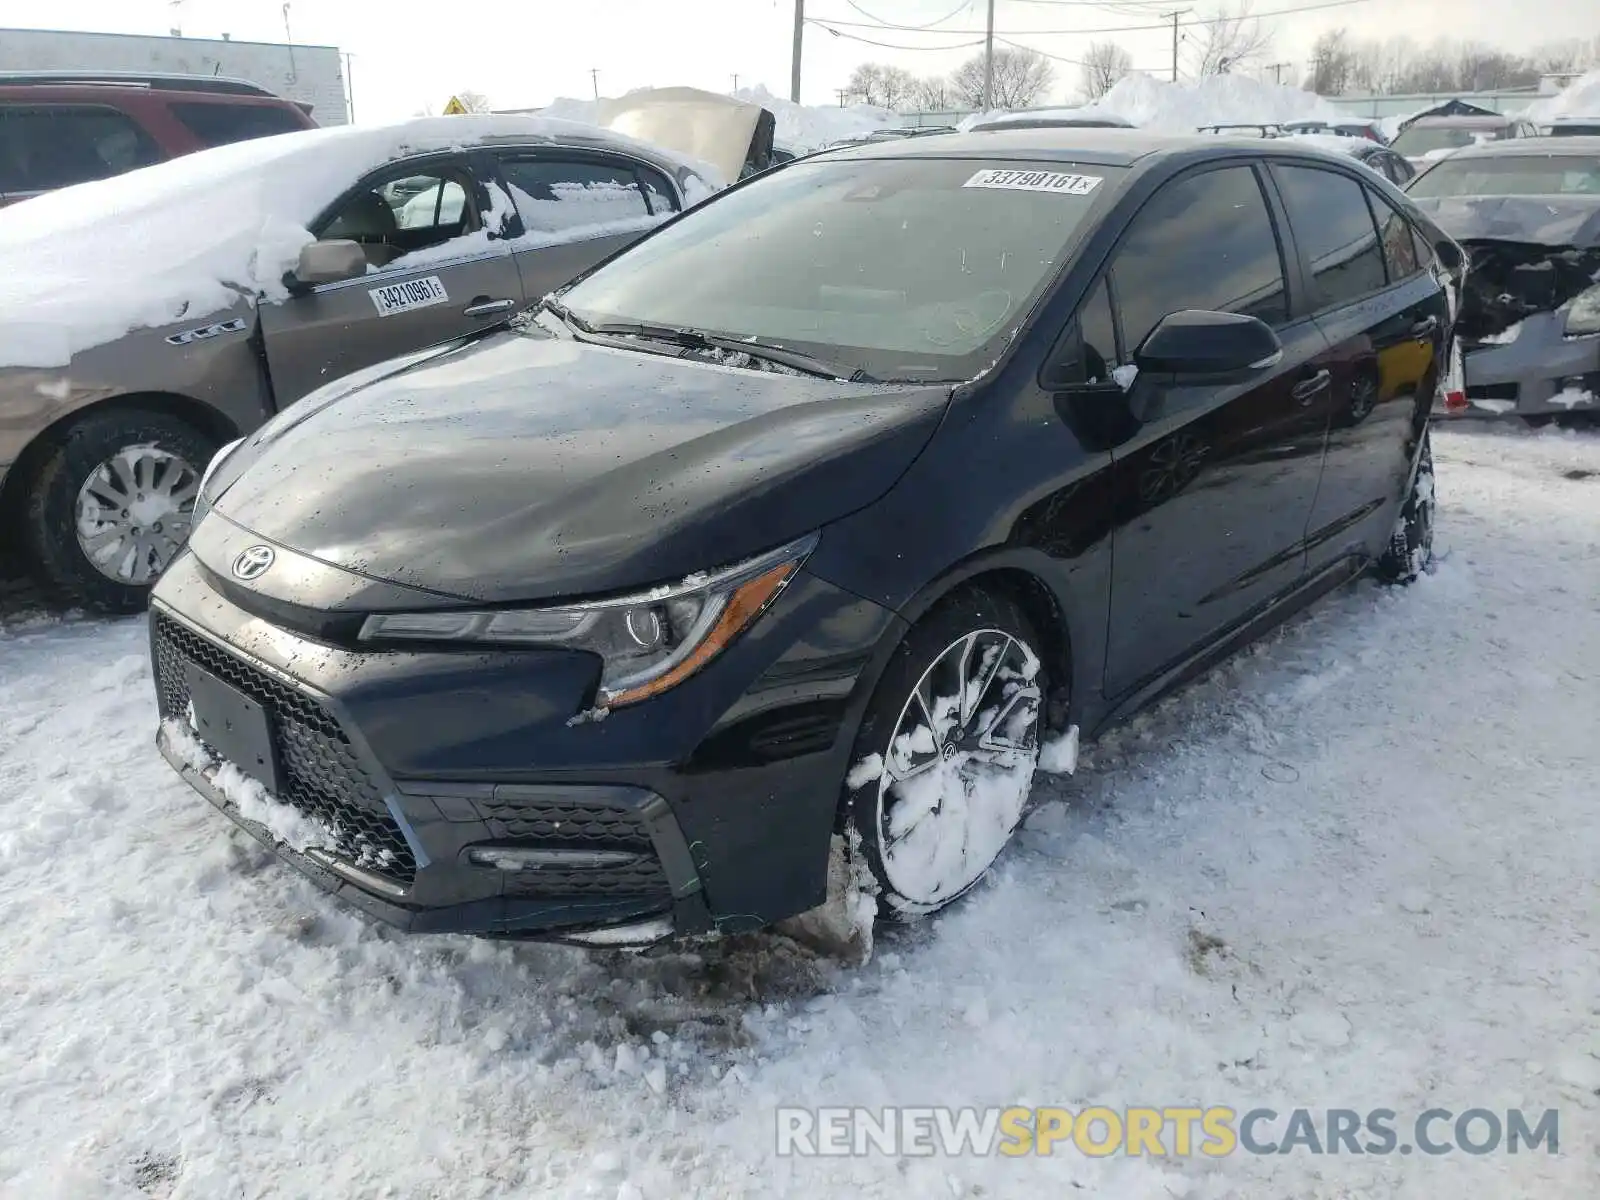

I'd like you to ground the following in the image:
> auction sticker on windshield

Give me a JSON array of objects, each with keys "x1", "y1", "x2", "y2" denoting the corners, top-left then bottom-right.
[
  {"x1": 369, "y1": 276, "x2": 450, "y2": 317},
  {"x1": 963, "y1": 169, "x2": 1102, "y2": 196}
]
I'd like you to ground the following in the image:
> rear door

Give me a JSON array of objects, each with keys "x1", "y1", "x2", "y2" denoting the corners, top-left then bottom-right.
[
  {"x1": 1269, "y1": 163, "x2": 1444, "y2": 570},
  {"x1": 1096, "y1": 162, "x2": 1337, "y2": 699},
  {"x1": 489, "y1": 150, "x2": 680, "y2": 299},
  {"x1": 259, "y1": 153, "x2": 524, "y2": 404}
]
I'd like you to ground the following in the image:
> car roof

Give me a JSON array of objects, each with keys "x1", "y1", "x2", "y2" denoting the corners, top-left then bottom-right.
[
  {"x1": 0, "y1": 70, "x2": 279, "y2": 99},
  {"x1": 1408, "y1": 114, "x2": 1514, "y2": 128},
  {"x1": 808, "y1": 126, "x2": 1377, "y2": 169},
  {"x1": 1434, "y1": 134, "x2": 1600, "y2": 158}
]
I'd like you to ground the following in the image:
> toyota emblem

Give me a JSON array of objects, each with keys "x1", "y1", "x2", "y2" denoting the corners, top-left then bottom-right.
[{"x1": 232, "y1": 544, "x2": 275, "y2": 580}]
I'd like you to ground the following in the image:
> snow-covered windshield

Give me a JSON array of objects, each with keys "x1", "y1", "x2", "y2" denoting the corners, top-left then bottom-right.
[
  {"x1": 1408, "y1": 155, "x2": 1600, "y2": 198},
  {"x1": 1391, "y1": 125, "x2": 1506, "y2": 156},
  {"x1": 557, "y1": 157, "x2": 1121, "y2": 382}
]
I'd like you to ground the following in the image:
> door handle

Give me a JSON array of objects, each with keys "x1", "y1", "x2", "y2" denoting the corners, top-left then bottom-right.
[
  {"x1": 1409, "y1": 315, "x2": 1439, "y2": 340},
  {"x1": 463, "y1": 297, "x2": 516, "y2": 318},
  {"x1": 1291, "y1": 368, "x2": 1331, "y2": 404}
]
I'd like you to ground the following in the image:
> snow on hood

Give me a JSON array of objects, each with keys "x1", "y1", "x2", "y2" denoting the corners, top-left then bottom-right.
[
  {"x1": 1524, "y1": 68, "x2": 1600, "y2": 123},
  {"x1": 1408, "y1": 195, "x2": 1600, "y2": 248},
  {"x1": 0, "y1": 114, "x2": 711, "y2": 370},
  {"x1": 544, "y1": 85, "x2": 897, "y2": 155},
  {"x1": 1069, "y1": 71, "x2": 1345, "y2": 132}
]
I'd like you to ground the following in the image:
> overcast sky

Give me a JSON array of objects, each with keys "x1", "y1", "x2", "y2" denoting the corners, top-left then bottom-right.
[{"x1": 6, "y1": 0, "x2": 1597, "y2": 120}]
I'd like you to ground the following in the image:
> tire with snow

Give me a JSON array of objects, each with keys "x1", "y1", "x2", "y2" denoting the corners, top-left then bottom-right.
[
  {"x1": 840, "y1": 588, "x2": 1048, "y2": 920},
  {"x1": 1378, "y1": 430, "x2": 1435, "y2": 585},
  {"x1": 23, "y1": 408, "x2": 218, "y2": 614}
]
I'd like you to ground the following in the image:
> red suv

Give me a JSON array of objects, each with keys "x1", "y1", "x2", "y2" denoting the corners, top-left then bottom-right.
[{"x1": 0, "y1": 71, "x2": 318, "y2": 206}]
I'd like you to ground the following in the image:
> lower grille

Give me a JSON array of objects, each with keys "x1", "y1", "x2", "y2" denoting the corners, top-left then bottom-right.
[
  {"x1": 478, "y1": 795, "x2": 671, "y2": 899},
  {"x1": 152, "y1": 613, "x2": 418, "y2": 887}
]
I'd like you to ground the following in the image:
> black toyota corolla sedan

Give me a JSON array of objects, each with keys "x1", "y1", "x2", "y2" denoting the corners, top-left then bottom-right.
[{"x1": 151, "y1": 130, "x2": 1456, "y2": 945}]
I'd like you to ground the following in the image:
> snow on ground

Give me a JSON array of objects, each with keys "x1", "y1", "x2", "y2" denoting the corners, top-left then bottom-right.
[
  {"x1": 3, "y1": 427, "x2": 1599, "y2": 1196},
  {"x1": 0, "y1": 114, "x2": 714, "y2": 371},
  {"x1": 1525, "y1": 69, "x2": 1600, "y2": 123}
]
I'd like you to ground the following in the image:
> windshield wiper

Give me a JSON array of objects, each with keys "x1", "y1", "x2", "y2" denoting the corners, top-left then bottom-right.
[
  {"x1": 584, "y1": 320, "x2": 880, "y2": 383},
  {"x1": 535, "y1": 295, "x2": 592, "y2": 335}
]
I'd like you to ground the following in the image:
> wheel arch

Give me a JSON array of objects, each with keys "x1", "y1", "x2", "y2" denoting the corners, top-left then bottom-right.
[
  {"x1": 840, "y1": 547, "x2": 1088, "y2": 739},
  {"x1": 0, "y1": 391, "x2": 239, "y2": 537}
]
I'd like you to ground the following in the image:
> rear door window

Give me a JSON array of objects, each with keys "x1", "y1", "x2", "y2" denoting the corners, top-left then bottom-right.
[
  {"x1": 1110, "y1": 164, "x2": 1289, "y2": 353},
  {"x1": 496, "y1": 157, "x2": 654, "y2": 236},
  {"x1": 0, "y1": 105, "x2": 163, "y2": 191},
  {"x1": 1273, "y1": 165, "x2": 1388, "y2": 309},
  {"x1": 168, "y1": 101, "x2": 308, "y2": 147}
]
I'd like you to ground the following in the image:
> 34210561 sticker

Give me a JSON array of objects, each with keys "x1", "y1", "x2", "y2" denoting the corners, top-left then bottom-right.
[
  {"x1": 369, "y1": 276, "x2": 450, "y2": 317},
  {"x1": 962, "y1": 169, "x2": 1103, "y2": 196}
]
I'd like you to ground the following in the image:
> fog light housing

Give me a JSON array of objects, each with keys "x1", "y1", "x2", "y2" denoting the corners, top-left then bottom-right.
[{"x1": 466, "y1": 846, "x2": 644, "y2": 872}]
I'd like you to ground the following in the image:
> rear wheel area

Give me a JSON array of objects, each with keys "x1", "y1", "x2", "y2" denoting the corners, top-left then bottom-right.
[
  {"x1": 22, "y1": 409, "x2": 218, "y2": 613},
  {"x1": 841, "y1": 588, "x2": 1049, "y2": 920},
  {"x1": 1378, "y1": 430, "x2": 1435, "y2": 584}
]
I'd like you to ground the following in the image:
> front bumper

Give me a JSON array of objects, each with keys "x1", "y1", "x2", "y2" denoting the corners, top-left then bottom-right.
[
  {"x1": 149, "y1": 548, "x2": 902, "y2": 940},
  {"x1": 1434, "y1": 314, "x2": 1600, "y2": 419}
]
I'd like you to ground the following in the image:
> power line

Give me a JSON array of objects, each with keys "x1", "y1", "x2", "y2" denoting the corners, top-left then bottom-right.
[
  {"x1": 810, "y1": 23, "x2": 987, "y2": 50},
  {"x1": 809, "y1": 0, "x2": 1379, "y2": 37},
  {"x1": 846, "y1": 0, "x2": 975, "y2": 27}
]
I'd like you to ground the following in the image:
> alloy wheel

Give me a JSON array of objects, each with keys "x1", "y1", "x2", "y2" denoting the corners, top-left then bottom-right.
[{"x1": 73, "y1": 445, "x2": 200, "y2": 584}]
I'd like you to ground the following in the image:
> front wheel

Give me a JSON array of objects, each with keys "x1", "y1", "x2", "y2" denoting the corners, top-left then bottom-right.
[
  {"x1": 841, "y1": 588, "x2": 1049, "y2": 919},
  {"x1": 23, "y1": 408, "x2": 218, "y2": 613}
]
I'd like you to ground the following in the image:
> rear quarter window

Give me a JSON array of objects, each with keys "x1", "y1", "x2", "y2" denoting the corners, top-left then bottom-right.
[{"x1": 168, "y1": 101, "x2": 310, "y2": 148}]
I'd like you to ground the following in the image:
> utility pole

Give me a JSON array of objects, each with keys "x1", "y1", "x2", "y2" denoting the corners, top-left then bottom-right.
[
  {"x1": 982, "y1": 0, "x2": 996, "y2": 109},
  {"x1": 731, "y1": 74, "x2": 740, "y2": 92},
  {"x1": 344, "y1": 51, "x2": 355, "y2": 122},
  {"x1": 1161, "y1": 9, "x2": 1190, "y2": 82},
  {"x1": 791, "y1": 0, "x2": 805, "y2": 103},
  {"x1": 1265, "y1": 60, "x2": 1290, "y2": 84},
  {"x1": 590, "y1": 68, "x2": 600, "y2": 100}
]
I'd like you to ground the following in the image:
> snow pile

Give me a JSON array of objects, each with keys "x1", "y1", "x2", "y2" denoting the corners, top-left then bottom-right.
[
  {"x1": 0, "y1": 114, "x2": 713, "y2": 370},
  {"x1": 1061, "y1": 70, "x2": 1344, "y2": 132},
  {"x1": 1525, "y1": 68, "x2": 1600, "y2": 123},
  {"x1": 544, "y1": 85, "x2": 898, "y2": 155}
]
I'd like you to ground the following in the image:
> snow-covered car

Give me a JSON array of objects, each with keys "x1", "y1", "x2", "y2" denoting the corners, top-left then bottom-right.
[
  {"x1": 1282, "y1": 118, "x2": 1387, "y2": 144},
  {"x1": 968, "y1": 110, "x2": 1134, "y2": 132},
  {"x1": 0, "y1": 114, "x2": 720, "y2": 611},
  {"x1": 1284, "y1": 133, "x2": 1415, "y2": 186},
  {"x1": 1407, "y1": 137, "x2": 1600, "y2": 424},
  {"x1": 149, "y1": 129, "x2": 1451, "y2": 947},
  {"x1": 1546, "y1": 117, "x2": 1600, "y2": 137}
]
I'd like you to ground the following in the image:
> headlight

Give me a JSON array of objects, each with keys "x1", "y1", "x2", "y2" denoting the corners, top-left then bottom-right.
[
  {"x1": 358, "y1": 532, "x2": 818, "y2": 707},
  {"x1": 1565, "y1": 284, "x2": 1600, "y2": 337},
  {"x1": 191, "y1": 437, "x2": 244, "y2": 527}
]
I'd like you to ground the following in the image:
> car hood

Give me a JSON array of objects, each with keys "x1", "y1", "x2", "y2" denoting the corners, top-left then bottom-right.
[
  {"x1": 1408, "y1": 195, "x2": 1600, "y2": 248},
  {"x1": 212, "y1": 328, "x2": 949, "y2": 604}
]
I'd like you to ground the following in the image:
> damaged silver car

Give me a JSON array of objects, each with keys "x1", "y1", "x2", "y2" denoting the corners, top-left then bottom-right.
[{"x1": 1408, "y1": 137, "x2": 1600, "y2": 424}]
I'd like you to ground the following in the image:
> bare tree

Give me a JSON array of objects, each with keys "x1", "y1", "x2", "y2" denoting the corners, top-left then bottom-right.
[
  {"x1": 951, "y1": 47, "x2": 1056, "y2": 109},
  {"x1": 1186, "y1": 3, "x2": 1273, "y2": 78},
  {"x1": 453, "y1": 90, "x2": 491, "y2": 113},
  {"x1": 1080, "y1": 42, "x2": 1133, "y2": 100},
  {"x1": 846, "y1": 63, "x2": 918, "y2": 109},
  {"x1": 910, "y1": 75, "x2": 956, "y2": 112},
  {"x1": 1305, "y1": 28, "x2": 1355, "y2": 95}
]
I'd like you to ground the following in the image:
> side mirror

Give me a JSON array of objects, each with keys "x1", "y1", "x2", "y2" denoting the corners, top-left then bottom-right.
[
  {"x1": 1134, "y1": 309, "x2": 1283, "y2": 375},
  {"x1": 291, "y1": 239, "x2": 367, "y2": 287}
]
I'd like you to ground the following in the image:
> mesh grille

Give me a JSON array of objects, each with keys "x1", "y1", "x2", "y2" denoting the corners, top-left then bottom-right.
[
  {"x1": 480, "y1": 797, "x2": 670, "y2": 899},
  {"x1": 152, "y1": 613, "x2": 417, "y2": 886}
]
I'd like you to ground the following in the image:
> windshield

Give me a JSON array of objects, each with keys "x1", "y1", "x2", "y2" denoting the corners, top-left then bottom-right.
[
  {"x1": 1408, "y1": 155, "x2": 1600, "y2": 198},
  {"x1": 557, "y1": 157, "x2": 1121, "y2": 382},
  {"x1": 1391, "y1": 125, "x2": 1506, "y2": 156}
]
